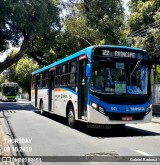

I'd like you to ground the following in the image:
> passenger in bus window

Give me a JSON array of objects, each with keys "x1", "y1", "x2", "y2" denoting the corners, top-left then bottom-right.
[{"x1": 94, "y1": 71, "x2": 104, "y2": 90}]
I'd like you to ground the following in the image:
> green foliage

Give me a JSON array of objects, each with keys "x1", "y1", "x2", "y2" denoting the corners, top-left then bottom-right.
[
  {"x1": 82, "y1": 0, "x2": 125, "y2": 45},
  {"x1": 16, "y1": 57, "x2": 39, "y2": 99},
  {"x1": 0, "y1": 0, "x2": 60, "y2": 73},
  {"x1": 54, "y1": 0, "x2": 125, "y2": 57},
  {"x1": 1, "y1": 50, "x2": 18, "y2": 82},
  {"x1": 0, "y1": 49, "x2": 38, "y2": 97},
  {"x1": 0, "y1": 75, "x2": 7, "y2": 84},
  {"x1": 0, "y1": 0, "x2": 60, "y2": 47},
  {"x1": 127, "y1": 0, "x2": 160, "y2": 64},
  {"x1": 0, "y1": 0, "x2": 125, "y2": 71},
  {"x1": 16, "y1": 57, "x2": 39, "y2": 90}
]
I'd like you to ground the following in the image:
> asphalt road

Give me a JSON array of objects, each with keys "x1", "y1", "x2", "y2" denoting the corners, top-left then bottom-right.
[{"x1": 0, "y1": 101, "x2": 160, "y2": 165}]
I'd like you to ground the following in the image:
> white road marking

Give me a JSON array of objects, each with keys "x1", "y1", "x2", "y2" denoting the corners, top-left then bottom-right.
[{"x1": 135, "y1": 150, "x2": 153, "y2": 156}]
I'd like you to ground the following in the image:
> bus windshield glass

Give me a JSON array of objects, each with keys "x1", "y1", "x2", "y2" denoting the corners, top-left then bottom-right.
[
  {"x1": 90, "y1": 59, "x2": 149, "y2": 95},
  {"x1": 3, "y1": 85, "x2": 18, "y2": 96}
]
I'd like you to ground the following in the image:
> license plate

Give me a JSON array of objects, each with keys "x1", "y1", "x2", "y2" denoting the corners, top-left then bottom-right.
[
  {"x1": 122, "y1": 116, "x2": 133, "y2": 121},
  {"x1": 87, "y1": 124, "x2": 111, "y2": 129}
]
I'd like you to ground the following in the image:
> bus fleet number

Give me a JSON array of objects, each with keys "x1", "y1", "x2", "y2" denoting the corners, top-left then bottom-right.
[{"x1": 111, "y1": 107, "x2": 117, "y2": 111}]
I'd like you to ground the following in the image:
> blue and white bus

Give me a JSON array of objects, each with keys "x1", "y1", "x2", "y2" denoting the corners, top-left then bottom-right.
[{"x1": 31, "y1": 45, "x2": 152, "y2": 128}]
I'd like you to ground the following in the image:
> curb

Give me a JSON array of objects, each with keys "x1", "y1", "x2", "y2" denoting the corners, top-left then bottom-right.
[
  {"x1": 152, "y1": 121, "x2": 160, "y2": 124},
  {"x1": 0, "y1": 112, "x2": 17, "y2": 164},
  {"x1": 2, "y1": 111, "x2": 28, "y2": 165},
  {"x1": 152, "y1": 114, "x2": 160, "y2": 124},
  {"x1": 0, "y1": 111, "x2": 29, "y2": 165}
]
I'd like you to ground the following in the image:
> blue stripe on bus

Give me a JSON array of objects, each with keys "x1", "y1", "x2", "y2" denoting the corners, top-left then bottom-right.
[
  {"x1": 89, "y1": 94, "x2": 151, "y2": 113},
  {"x1": 61, "y1": 88, "x2": 78, "y2": 96},
  {"x1": 37, "y1": 87, "x2": 77, "y2": 95},
  {"x1": 33, "y1": 46, "x2": 93, "y2": 75}
]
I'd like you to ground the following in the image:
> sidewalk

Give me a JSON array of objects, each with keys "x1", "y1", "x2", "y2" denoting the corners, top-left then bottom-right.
[
  {"x1": 0, "y1": 111, "x2": 17, "y2": 164},
  {"x1": 152, "y1": 114, "x2": 160, "y2": 124}
]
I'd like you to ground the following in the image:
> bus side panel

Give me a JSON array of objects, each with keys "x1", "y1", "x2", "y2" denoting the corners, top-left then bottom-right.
[
  {"x1": 65, "y1": 91, "x2": 78, "y2": 120},
  {"x1": 54, "y1": 88, "x2": 78, "y2": 119},
  {"x1": 37, "y1": 89, "x2": 43, "y2": 109},
  {"x1": 38, "y1": 89, "x2": 48, "y2": 111},
  {"x1": 54, "y1": 90, "x2": 63, "y2": 116},
  {"x1": 42, "y1": 89, "x2": 49, "y2": 112},
  {"x1": 31, "y1": 89, "x2": 35, "y2": 106},
  {"x1": 0, "y1": 85, "x2": 1, "y2": 100}
]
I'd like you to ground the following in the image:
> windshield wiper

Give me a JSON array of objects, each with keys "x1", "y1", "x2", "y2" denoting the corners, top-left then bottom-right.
[{"x1": 130, "y1": 60, "x2": 141, "y2": 82}]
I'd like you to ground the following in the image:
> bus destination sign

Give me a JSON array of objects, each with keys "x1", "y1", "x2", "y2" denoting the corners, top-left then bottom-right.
[
  {"x1": 102, "y1": 50, "x2": 135, "y2": 58},
  {"x1": 93, "y1": 48, "x2": 148, "y2": 60}
]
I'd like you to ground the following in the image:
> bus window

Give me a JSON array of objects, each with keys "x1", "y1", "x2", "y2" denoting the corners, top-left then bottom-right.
[
  {"x1": 32, "y1": 75, "x2": 36, "y2": 89},
  {"x1": 69, "y1": 61, "x2": 77, "y2": 85},
  {"x1": 55, "y1": 66, "x2": 61, "y2": 86},
  {"x1": 61, "y1": 64, "x2": 68, "y2": 86}
]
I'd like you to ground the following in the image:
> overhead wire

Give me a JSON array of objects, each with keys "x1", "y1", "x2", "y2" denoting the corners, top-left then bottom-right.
[
  {"x1": 130, "y1": 21, "x2": 159, "y2": 36},
  {"x1": 129, "y1": 23, "x2": 160, "y2": 38},
  {"x1": 126, "y1": 20, "x2": 160, "y2": 56}
]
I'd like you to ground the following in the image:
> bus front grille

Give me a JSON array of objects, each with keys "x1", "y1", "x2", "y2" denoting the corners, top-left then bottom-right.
[{"x1": 106, "y1": 112, "x2": 146, "y2": 121}]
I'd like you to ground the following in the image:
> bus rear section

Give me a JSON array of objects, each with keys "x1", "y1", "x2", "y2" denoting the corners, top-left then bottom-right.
[{"x1": 0, "y1": 82, "x2": 19, "y2": 102}]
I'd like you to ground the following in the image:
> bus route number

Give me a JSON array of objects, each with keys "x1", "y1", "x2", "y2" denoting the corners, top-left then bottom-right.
[{"x1": 111, "y1": 107, "x2": 117, "y2": 111}]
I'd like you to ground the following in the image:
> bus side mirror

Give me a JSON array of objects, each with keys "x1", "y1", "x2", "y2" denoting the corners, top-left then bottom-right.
[{"x1": 86, "y1": 64, "x2": 92, "y2": 77}]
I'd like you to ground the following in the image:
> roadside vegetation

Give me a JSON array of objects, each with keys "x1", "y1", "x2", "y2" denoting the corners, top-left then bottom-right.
[{"x1": 0, "y1": 0, "x2": 159, "y2": 98}]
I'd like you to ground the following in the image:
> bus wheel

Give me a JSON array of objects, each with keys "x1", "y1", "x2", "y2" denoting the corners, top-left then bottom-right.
[
  {"x1": 67, "y1": 105, "x2": 76, "y2": 128},
  {"x1": 40, "y1": 102, "x2": 45, "y2": 116}
]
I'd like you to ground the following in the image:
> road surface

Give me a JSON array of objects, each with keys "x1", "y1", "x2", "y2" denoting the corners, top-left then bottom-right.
[{"x1": 0, "y1": 101, "x2": 160, "y2": 165}]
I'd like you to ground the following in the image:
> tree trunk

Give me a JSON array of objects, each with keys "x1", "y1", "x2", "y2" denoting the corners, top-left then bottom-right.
[
  {"x1": 0, "y1": 36, "x2": 31, "y2": 73},
  {"x1": 27, "y1": 89, "x2": 31, "y2": 101}
]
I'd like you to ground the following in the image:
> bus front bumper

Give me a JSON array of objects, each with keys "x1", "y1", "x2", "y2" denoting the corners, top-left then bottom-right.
[{"x1": 87, "y1": 107, "x2": 152, "y2": 125}]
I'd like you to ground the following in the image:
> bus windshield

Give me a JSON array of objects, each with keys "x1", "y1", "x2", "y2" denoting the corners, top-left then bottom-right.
[
  {"x1": 3, "y1": 86, "x2": 18, "y2": 96},
  {"x1": 90, "y1": 60, "x2": 149, "y2": 95}
]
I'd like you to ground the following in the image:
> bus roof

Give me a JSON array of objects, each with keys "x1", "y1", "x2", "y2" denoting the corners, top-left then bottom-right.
[{"x1": 32, "y1": 45, "x2": 145, "y2": 75}]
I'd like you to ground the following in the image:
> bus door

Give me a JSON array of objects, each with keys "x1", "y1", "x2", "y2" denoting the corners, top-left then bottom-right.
[
  {"x1": 78, "y1": 56, "x2": 88, "y2": 120},
  {"x1": 35, "y1": 75, "x2": 38, "y2": 107},
  {"x1": 49, "y1": 69, "x2": 55, "y2": 112}
]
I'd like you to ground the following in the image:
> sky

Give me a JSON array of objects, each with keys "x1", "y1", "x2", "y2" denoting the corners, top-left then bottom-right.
[
  {"x1": 0, "y1": 50, "x2": 9, "y2": 62},
  {"x1": 0, "y1": 0, "x2": 130, "y2": 62},
  {"x1": 124, "y1": 0, "x2": 130, "y2": 15}
]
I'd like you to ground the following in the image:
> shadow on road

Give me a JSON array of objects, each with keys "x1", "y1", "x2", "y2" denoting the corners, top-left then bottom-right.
[
  {"x1": 35, "y1": 111, "x2": 160, "y2": 138},
  {"x1": 0, "y1": 102, "x2": 37, "y2": 111},
  {"x1": 1, "y1": 102, "x2": 159, "y2": 138}
]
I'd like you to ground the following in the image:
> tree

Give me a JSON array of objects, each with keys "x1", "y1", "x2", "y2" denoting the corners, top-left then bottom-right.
[
  {"x1": 81, "y1": 0, "x2": 125, "y2": 45},
  {"x1": 0, "y1": 0, "x2": 60, "y2": 73},
  {"x1": 54, "y1": 0, "x2": 125, "y2": 57},
  {"x1": 2, "y1": 50, "x2": 19, "y2": 82},
  {"x1": 16, "y1": 57, "x2": 39, "y2": 100},
  {"x1": 0, "y1": 75, "x2": 7, "y2": 84},
  {"x1": 127, "y1": 0, "x2": 160, "y2": 64}
]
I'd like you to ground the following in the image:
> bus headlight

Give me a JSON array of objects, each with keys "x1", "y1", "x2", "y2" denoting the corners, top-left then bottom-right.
[
  {"x1": 99, "y1": 106, "x2": 105, "y2": 115},
  {"x1": 91, "y1": 102, "x2": 98, "y2": 110},
  {"x1": 146, "y1": 105, "x2": 152, "y2": 115},
  {"x1": 91, "y1": 102, "x2": 105, "y2": 115},
  {"x1": 149, "y1": 104, "x2": 152, "y2": 110}
]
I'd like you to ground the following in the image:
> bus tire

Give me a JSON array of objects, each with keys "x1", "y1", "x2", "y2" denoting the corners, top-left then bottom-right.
[
  {"x1": 40, "y1": 102, "x2": 45, "y2": 116},
  {"x1": 67, "y1": 104, "x2": 76, "y2": 128}
]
